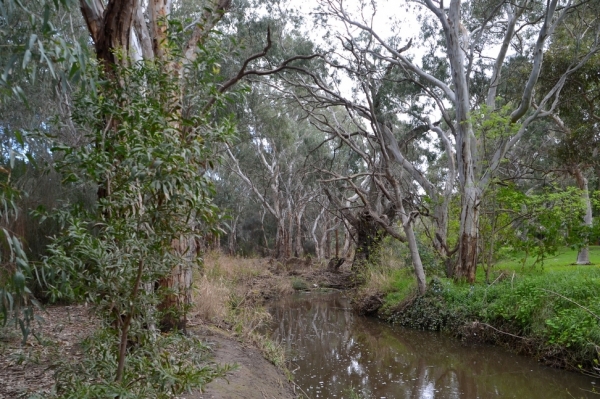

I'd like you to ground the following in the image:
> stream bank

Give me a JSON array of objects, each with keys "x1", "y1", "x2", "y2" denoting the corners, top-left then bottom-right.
[{"x1": 354, "y1": 267, "x2": 600, "y2": 377}]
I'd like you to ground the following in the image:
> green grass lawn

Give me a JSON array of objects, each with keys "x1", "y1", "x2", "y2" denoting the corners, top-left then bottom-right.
[{"x1": 493, "y1": 245, "x2": 600, "y2": 272}]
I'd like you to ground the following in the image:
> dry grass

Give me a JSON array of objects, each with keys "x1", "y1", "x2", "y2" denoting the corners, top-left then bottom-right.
[
  {"x1": 190, "y1": 252, "x2": 305, "y2": 372},
  {"x1": 191, "y1": 251, "x2": 294, "y2": 331},
  {"x1": 359, "y1": 253, "x2": 405, "y2": 294},
  {"x1": 352, "y1": 247, "x2": 411, "y2": 314},
  {"x1": 190, "y1": 252, "x2": 295, "y2": 371},
  {"x1": 192, "y1": 275, "x2": 230, "y2": 325},
  {"x1": 203, "y1": 252, "x2": 264, "y2": 282}
]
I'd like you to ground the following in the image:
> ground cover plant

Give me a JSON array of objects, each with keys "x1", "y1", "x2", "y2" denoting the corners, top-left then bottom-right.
[{"x1": 376, "y1": 246, "x2": 600, "y2": 374}]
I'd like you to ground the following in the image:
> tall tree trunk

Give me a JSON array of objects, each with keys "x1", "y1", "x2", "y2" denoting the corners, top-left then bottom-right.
[
  {"x1": 294, "y1": 209, "x2": 305, "y2": 258},
  {"x1": 426, "y1": 0, "x2": 479, "y2": 282},
  {"x1": 275, "y1": 219, "x2": 286, "y2": 259},
  {"x1": 351, "y1": 212, "x2": 381, "y2": 271},
  {"x1": 311, "y1": 207, "x2": 324, "y2": 259},
  {"x1": 158, "y1": 236, "x2": 196, "y2": 332},
  {"x1": 432, "y1": 196, "x2": 453, "y2": 277},
  {"x1": 341, "y1": 224, "x2": 352, "y2": 259},
  {"x1": 574, "y1": 168, "x2": 593, "y2": 265},
  {"x1": 79, "y1": 0, "x2": 232, "y2": 332},
  {"x1": 228, "y1": 215, "x2": 239, "y2": 255},
  {"x1": 323, "y1": 218, "x2": 332, "y2": 259},
  {"x1": 400, "y1": 205, "x2": 426, "y2": 294},
  {"x1": 455, "y1": 184, "x2": 481, "y2": 282}
]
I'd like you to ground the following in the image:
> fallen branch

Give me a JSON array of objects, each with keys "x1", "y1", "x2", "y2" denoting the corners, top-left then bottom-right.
[
  {"x1": 473, "y1": 321, "x2": 531, "y2": 341},
  {"x1": 541, "y1": 289, "x2": 600, "y2": 321}
]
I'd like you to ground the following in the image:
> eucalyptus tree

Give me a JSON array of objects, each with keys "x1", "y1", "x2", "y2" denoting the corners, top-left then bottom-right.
[
  {"x1": 61, "y1": 0, "x2": 324, "y2": 332},
  {"x1": 537, "y1": 7, "x2": 600, "y2": 264},
  {"x1": 267, "y1": 38, "x2": 431, "y2": 289},
  {"x1": 305, "y1": 99, "x2": 428, "y2": 292},
  {"x1": 225, "y1": 85, "x2": 324, "y2": 259},
  {"x1": 279, "y1": 27, "x2": 458, "y2": 283},
  {"x1": 209, "y1": 12, "x2": 328, "y2": 260},
  {"x1": 317, "y1": 0, "x2": 600, "y2": 282}
]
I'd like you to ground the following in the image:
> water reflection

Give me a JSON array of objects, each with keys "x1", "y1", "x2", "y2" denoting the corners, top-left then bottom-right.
[{"x1": 268, "y1": 292, "x2": 598, "y2": 399}]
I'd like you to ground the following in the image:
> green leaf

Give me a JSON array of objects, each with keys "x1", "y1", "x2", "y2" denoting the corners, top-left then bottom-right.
[{"x1": 13, "y1": 271, "x2": 26, "y2": 290}]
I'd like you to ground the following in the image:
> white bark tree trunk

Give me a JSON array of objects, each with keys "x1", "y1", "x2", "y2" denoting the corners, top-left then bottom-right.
[
  {"x1": 400, "y1": 205, "x2": 427, "y2": 294},
  {"x1": 574, "y1": 169, "x2": 593, "y2": 265},
  {"x1": 456, "y1": 185, "x2": 482, "y2": 282},
  {"x1": 294, "y1": 206, "x2": 306, "y2": 258}
]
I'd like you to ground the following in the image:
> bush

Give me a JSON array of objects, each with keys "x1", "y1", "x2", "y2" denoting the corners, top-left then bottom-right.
[{"x1": 53, "y1": 328, "x2": 231, "y2": 399}]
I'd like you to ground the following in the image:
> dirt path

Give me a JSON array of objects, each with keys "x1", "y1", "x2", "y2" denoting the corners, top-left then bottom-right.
[
  {"x1": 0, "y1": 305, "x2": 96, "y2": 399},
  {"x1": 184, "y1": 326, "x2": 296, "y2": 399}
]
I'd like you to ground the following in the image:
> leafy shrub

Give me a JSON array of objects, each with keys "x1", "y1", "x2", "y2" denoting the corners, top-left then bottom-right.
[
  {"x1": 0, "y1": 148, "x2": 41, "y2": 343},
  {"x1": 53, "y1": 328, "x2": 231, "y2": 399}
]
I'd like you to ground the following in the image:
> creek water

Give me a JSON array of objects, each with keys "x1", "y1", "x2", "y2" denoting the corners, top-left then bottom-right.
[{"x1": 267, "y1": 292, "x2": 598, "y2": 399}]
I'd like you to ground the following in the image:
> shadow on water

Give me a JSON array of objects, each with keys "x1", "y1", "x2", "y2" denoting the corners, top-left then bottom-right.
[{"x1": 267, "y1": 292, "x2": 598, "y2": 399}]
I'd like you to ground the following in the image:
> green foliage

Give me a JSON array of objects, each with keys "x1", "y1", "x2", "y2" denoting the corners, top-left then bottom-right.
[
  {"x1": 480, "y1": 184, "x2": 594, "y2": 269},
  {"x1": 53, "y1": 327, "x2": 231, "y2": 398},
  {"x1": 42, "y1": 55, "x2": 230, "y2": 302},
  {"x1": 36, "y1": 35, "x2": 234, "y2": 394},
  {"x1": 0, "y1": 149, "x2": 41, "y2": 343},
  {"x1": 383, "y1": 265, "x2": 600, "y2": 371},
  {"x1": 471, "y1": 104, "x2": 521, "y2": 142},
  {"x1": 0, "y1": 0, "x2": 88, "y2": 104}
]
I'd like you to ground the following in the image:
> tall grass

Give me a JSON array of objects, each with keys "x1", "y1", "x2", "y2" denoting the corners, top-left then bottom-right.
[{"x1": 191, "y1": 252, "x2": 292, "y2": 368}]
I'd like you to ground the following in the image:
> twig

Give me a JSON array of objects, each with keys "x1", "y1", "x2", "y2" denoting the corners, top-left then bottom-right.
[
  {"x1": 475, "y1": 322, "x2": 530, "y2": 340},
  {"x1": 291, "y1": 380, "x2": 311, "y2": 399},
  {"x1": 489, "y1": 271, "x2": 505, "y2": 287},
  {"x1": 116, "y1": 258, "x2": 144, "y2": 383},
  {"x1": 541, "y1": 289, "x2": 600, "y2": 321}
]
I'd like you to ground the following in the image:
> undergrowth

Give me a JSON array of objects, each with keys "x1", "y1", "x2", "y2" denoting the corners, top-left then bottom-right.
[
  {"x1": 381, "y1": 266, "x2": 600, "y2": 373},
  {"x1": 47, "y1": 328, "x2": 231, "y2": 399}
]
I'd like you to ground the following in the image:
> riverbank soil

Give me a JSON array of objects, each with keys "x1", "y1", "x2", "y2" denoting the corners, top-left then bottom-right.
[{"x1": 183, "y1": 324, "x2": 295, "y2": 399}]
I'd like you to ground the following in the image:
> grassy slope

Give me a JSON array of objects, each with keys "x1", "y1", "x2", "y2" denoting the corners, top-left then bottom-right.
[
  {"x1": 492, "y1": 246, "x2": 600, "y2": 271},
  {"x1": 379, "y1": 247, "x2": 600, "y2": 372}
]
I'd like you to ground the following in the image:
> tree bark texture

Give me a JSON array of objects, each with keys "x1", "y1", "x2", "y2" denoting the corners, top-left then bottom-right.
[
  {"x1": 455, "y1": 185, "x2": 481, "y2": 282},
  {"x1": 400, "y1": 205, "x2": 427, "y2": 294},
  {"x1": 351, "y1": 211, "x2": 382, "y2": 271},
  {"x1": 158, "y1": 236, "x2": 195, "y2": 332}
]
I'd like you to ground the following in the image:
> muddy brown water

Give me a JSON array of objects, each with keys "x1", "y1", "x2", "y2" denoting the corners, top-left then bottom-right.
[{"x1": 267, "y1": 292, "x2": 598, "y2": 399}]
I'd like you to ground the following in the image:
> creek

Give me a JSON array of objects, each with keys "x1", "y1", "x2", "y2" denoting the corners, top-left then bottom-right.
[{"x1": 267, "y1": 292, "x2": 598, "y2": 399}]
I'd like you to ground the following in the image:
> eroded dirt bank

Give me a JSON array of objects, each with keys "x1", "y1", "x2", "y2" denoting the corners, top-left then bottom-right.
[{"x1": 184, "y1": 325, "x2": 295, "y2": 399}]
